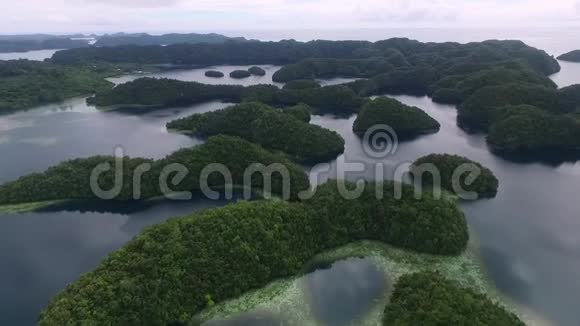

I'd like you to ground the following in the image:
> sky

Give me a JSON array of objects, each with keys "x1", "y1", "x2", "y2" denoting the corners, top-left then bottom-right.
[{"x1": 1, "y1": 0, "x2": 580, "y2": 34}]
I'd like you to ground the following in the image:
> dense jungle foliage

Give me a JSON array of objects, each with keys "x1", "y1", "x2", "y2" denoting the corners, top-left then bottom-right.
[
  {"x1": 94, "y1": 33, "x2": 246, "y2": 47},
  {"x1": 67, "y1": 37, "x2": 580, "y2": 157},
  {"x1": 457, "y1": 83, "x2": 568, "y2": 132},
  {"x1": 38, "y1": 180, "x2": 469, "y2": 325},
  {"x1": 429, "y1": 61, "x2": 557, "y2": 104},
  {"x1": 51, "y1": 38, "x2": 560, "y2": 77},
  {"x1": 282, "y1": 79, "x2": 321, "y2": 90},
  {"x1": 272, "y1": 54, "x2": 409, "y2": 82},
  {"x1": 89, "y1": 78, "x2": 366, "y2": 114},
  {"x1": 248, "y1": 66, "x2": 266, "y2": 76},
  {"x1": 383, "y1": 272, "x2": 524, "y2": 325},
  {"x1": 0, "y1": 60, "x2": 113, "y2": 112},
  {"x1": 166, "y1": 102, "x2": 344, "y2": 163},
  {"x1": 283, "y1": 103, "x2": 312, "y2": 123},
  {"x1": 411, "y1": 154, "x2": 499, "y2": 198},
  {"x1": 353, "y1": 97, "x2": 440, "y2": 137},
  {"x1": 0, "y1": 38, "x2": 88, "y2": 53},
  {"x1": 487, "y1": 106, "x2": 580, "y2": 153},
  {"x1": 204, "y1": 70, "x2": 224, "y2": 78},
  {"x1": 557, "y1": 49, "x2": 580, "y2": 62},
  {"x1": 0, "y1": 135, "x2": 310, "y2": 205},
  {"x1": 229, "y1": 70, "x2": 251, "y2": 79}
]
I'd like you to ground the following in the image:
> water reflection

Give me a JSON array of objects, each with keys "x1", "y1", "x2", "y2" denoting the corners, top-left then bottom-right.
[
  {"x1": 0, "y1": 195, "x2": 239, "y2": 326},
  {"x1": 203, "y1": 258, "x2": 388, "y2": 326},
  {"x1": 310, "y1": 94, "x2": 580, "y2": 325},
  {"x1": 304, "y1": 258, "x2": 389, "y2": 325},
  {"x1": 0, "y1": 99, "x2": 231, "y2": 183},
  {"x1": 0, "y1": 49, "x2": 60, "y2": 61}
]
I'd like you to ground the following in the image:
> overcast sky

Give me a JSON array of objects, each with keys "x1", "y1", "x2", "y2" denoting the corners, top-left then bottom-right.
[{"x1": 2, "y1": 0, "x2": 580, "y2": 34}]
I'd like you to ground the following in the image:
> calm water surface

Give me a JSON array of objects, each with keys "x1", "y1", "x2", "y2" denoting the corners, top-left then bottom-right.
[
  {"x1": 0, "y1": 49, "x2": 61, "y2": 61},
  {"x1": 1, "y1": 35, "x2": 580, "y2": 325},
  {"x1": 309, "y1": 91, "x2": 580, "y2": 326}
]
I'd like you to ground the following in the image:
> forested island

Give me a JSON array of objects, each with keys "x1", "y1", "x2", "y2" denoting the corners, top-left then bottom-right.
[
  {"x1": 166, "y1": 102, "x2": 343, "y2": 163},
  {"x1": 0, "y1": 135, "x2": 309, "y2": 205},
  {"x1": 557, "y1": 50, "x2": 580, "y2": 62},
  {"x1": 384, "y1": 272, "x2": 523, "y2": 325},
  {"x1": 248, "y1": 66, "x2": 266, "y2": 76},
  {"x1": 56, "y1": 37, "x2": 580, "y2": 158},
  {"x1": 0, "y1": 35, "x2": 558, "y2": 325},
  {"x1": 229, "y1": 70, "x2": 251, "y2": 79},
  {"x1": 50, "y1": 38, "x2": 560, "y2": 77},
  {"x1": 487, "y1": 107, "x2": 580, "y2": 154},
  {"x1": 353, "y1": 97, "x2": 440, "y2": 138},
  {"x1": 411, "y1": 154, "x2": 499, "y2": 198},
  {"x1": 0, "y1": 37, "x2": 89, "y2": 53},
  {"x1": 37, "y1": 180, "x2": 524, "y2": 325},
  {"x1": 204, "y1": 70, "x2": 224, "y2": 78},
  {"x1": 93, "y1": 32, "x2": 248, "y2": 47},
  {"x1": 88, "y1": 77, "x2": 366, "y2": 115},
  {"x1": 0, "y1": 60, "x2": 113, "y2": 112},
  {"x1": 0, "y1": 32, "x2": 248, "y2": 53}
]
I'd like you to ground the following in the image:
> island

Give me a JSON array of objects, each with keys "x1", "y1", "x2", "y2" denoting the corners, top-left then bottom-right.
[
  {"x1": 0, "y1": 36, "x2": 89, "y2": 53},
  {"x1": 0, "y1": 60, "x2": 113, "y2": 112},
  {"x1": 248, "y1": 66, "x2": 266, "y2": 76},
  {"x1": 353, "y1": 97, "x2": 440, "y2": 138},
  {"x1": 557, "y1": 50, "x2": 580, "y2": 62},
  {"x1": 94, "y1": 32, "x2": 248, "y2": 47},
  {"x1": 430, "y1": 61, "x2": 558, "y2": 105},
  {"x1": 0, "y1": 35, "x2": 567, "y2": 326},
  {"x1": 272, "y1": 54, "x2": 408, "y2": 83},
  {"x1": 37, "y1": 180, "x2": 483, "y2": 325},
  {"x1": 487, "y1": 106, "x2": 580, "y2": 155},
  {"x1": 204, "y1": 70, "x2": 224, "y2": 78},
  {"x1": 457, "y1": 83, "x2": 566, "y2": 132},
  {"x1": 384, "y1": 272, "x2": 523, "y2": 325},
  {"x1": 229, "y1": 70, "x2": 251, "y2": 79},
  {"x1": 51, "y1": 39, "x2": 560, "y2": 77},
  {"x1": 166, "y1": 102, "x2": 344, "y2": 164},
  {"x1": 88, "y1": 77, "x2": 366, "y2": 115},
  {"x1": 59, "y1": 36, "x2": 580, "y2": 159},
  {"x1": 411, "y1": 154, "x2": 499, "y2": 198},
  {"x1": 0, "y1": 135, "x2": 310, "y2": 206}
]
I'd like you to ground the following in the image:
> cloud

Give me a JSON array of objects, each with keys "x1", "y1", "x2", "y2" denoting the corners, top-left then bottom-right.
[
  {"x1": 71, "y1": 0, "x2": 181, "y2": 8},
  {"x1": 0, "y1": 0, "x2": 579, "y2": 33},
  {"x1": 353, "y1": 3, "x2": 458, "y2": 24}
]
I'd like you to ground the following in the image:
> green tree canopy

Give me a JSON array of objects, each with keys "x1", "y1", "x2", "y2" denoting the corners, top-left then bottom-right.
[
  {"x1": 166, "y1": 102, "x2": 343, "y2": 163},
  {"x1": 38, "y1": 180, "x2": 469, "y2": 325},
  {"x1": 353, "y1": 97, "x2": 440, "y2": 137},
  {"x1": 383, "y1": 272, "x2": 524, "y2": 325},
  {"x1": 411, "y1": 154, "x2": 499, "y2": 198}
]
